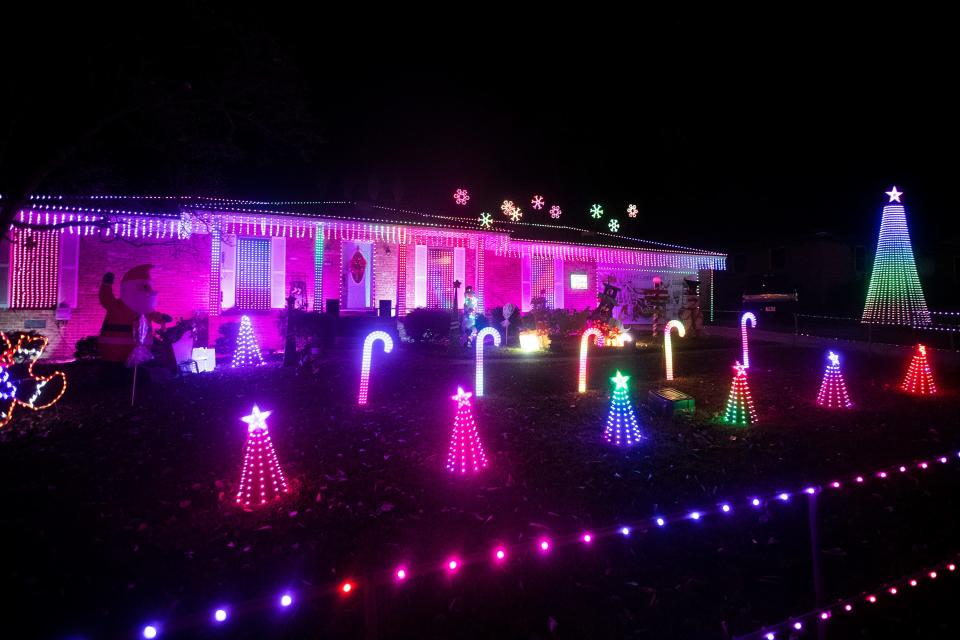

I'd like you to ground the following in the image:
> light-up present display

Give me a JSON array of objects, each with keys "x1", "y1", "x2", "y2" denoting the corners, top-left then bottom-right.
[
  {"x1": 236, "y1": 405, "x2": 290, "y2": 508},
  {"x1": 446, "y1": 387, "x2": 488, "y2": 474},
  {"x1": 603, "y1": 371, "x2": 643, "y2": 447},
  {"x1": 862, "y1": 187, "x2": 931, "y2": 326}
]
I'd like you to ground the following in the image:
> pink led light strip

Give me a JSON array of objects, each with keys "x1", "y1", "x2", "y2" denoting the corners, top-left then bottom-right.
[
  {"x1": 129, "y1": 447, "x2": 960, "y2": 638},
  {"x1": 735, "y1": 554, "x2": 960, "y2": 639}
]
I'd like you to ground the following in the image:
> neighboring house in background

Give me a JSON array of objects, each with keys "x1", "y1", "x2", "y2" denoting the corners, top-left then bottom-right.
[{"x1": 716, "y1": 231, "x2": 960, "y2": 316}]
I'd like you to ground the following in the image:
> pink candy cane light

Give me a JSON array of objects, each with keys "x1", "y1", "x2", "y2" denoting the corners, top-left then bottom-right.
[
  {"x1": 475, "y1": 327, "x2": 502, "y2": 397},
  {"x1": 664, "y1": 319, "x2": 685, "y2": 381},
  {"x1": 741, "y1": 312, "x2": 756, "y2": 368},
  {"x1": 578, "y1": 328, "x2": 605, "y2": 393},
  {"x1": 358, "y1": 331, "x2": 394, "y2": 405}
]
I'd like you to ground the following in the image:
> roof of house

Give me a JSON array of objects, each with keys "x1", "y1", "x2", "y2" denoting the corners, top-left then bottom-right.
[{"x1": 24, "y1": 195, "x2": 726, "y2": 258}]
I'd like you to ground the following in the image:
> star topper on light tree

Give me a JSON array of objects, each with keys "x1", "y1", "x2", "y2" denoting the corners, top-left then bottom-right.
[
  {"x1": 603, "y1": 371, "x2": 644, "y2": 447},
  {"x1": 236, "y1": 405, "x2": 290, "y2": 509},
  {"x1": 446, "y1": 387, "x2": 488, "y2": 475}
]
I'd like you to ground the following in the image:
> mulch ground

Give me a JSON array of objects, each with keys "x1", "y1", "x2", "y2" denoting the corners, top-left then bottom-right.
[{"x1": 2, "y1": 335, "x2": 960, "y2": 639}]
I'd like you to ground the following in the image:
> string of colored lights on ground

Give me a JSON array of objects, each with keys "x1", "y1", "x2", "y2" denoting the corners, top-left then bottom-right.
[
  {"x1": 735, "y1": 554, "x2": 960, "y2": 639},
  {"x1": 129, "y1": 447, "x2": 960, "y2": 638}
]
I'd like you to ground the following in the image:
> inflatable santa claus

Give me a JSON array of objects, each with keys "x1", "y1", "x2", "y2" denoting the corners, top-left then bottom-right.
[{"x1": 98, "y1": 265, "x2": 172, "y2": 364}]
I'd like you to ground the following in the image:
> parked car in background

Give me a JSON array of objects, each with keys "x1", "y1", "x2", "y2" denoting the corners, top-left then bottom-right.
[{"x1": 742, "y1": 274, "x2": 799, "y2": 325}]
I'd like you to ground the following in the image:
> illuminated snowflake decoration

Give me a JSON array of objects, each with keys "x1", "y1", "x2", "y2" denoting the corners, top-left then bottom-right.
[
  {"x1": 531, "y1": 195, "x2": 545, "y2": 210},
  {"x1": 627, "y1": 204, "x2": 638, "y2": 218},
  {"x1": 608, "y1": 219, "x2": 620, "y2": 233},
  {"x1": 590, "y1": 204, "x2": 604, "y2": 219},
  {"x1": 508, "y1": 206, "x2": 523, "y2": 222},
  {"x1": 549, "y1": 205, "x2": 561, "y2": 219},
  {"x1": 501, "y1": 200, "x2": 516, "y2": 216},
  {"x1": 478, "y1": 212, "x2": 493, "y2": 228},
  {"x1": 453, "y1": 188, "x2": 470, "y2": 206}
]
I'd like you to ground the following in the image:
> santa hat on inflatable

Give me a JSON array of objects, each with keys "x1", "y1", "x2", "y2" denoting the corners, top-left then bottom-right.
[{"x1": 122, "y1": 264, "x2": 154, "y2": 284}]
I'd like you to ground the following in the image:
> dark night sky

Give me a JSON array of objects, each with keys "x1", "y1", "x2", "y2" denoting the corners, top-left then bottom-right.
[{"x1": 6, "y1": 7, "x2": 958, "y2": 251}]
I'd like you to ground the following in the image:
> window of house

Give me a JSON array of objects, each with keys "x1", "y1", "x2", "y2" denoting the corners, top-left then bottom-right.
[
  {"x1": 770, "y1": 248, "x2": 786, "y2": 271},
  {"x1": 8, "y1": 229, "x2": 60, "y2": 309},
  {"x1": 235, "y1": 238, "x2": 272, "y2": 310},
  {"x1": 854, "y1": 246, "x2": 866, "y2": 273}
]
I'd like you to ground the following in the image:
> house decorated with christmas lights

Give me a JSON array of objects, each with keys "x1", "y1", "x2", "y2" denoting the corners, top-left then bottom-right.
[{"x1": 0, "y1": 197, "x2": 726, "y2": 360}]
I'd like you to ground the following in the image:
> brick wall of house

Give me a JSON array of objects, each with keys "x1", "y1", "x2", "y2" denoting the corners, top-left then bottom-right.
[{"x1": 0, "y1": 233, "x2": 212, "y2": 361}]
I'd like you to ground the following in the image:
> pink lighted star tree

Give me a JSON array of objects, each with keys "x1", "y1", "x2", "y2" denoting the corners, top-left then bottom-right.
[
  {"x1": 816, "y1": 351, "x2": 853, "y2": 408},
  {"x1": 236, "y1": 405, "x2": 290, "y2": 508},
  {"x1": 445, "y1": 387, "x2": 488, "y2": 474}
]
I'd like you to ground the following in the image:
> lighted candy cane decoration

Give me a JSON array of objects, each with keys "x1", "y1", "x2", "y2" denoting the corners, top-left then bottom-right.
[
  {"x1": 358, "y1": 330, "x2": 394, "y2": 406},
  {"x1": 740, "y1": 312, "x2": 757, "y2": 368},
  {"x1": 578, "y1": 328, "x2": 605, "y2": 393},
  {"x1": 663, "y1": 319, "x2": 686, "y2": 381},
  {"x1": 475, "y1": 327, "x2": 502, "y2": 397}
]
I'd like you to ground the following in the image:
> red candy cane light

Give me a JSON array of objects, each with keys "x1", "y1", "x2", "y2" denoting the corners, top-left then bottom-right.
[{"x1": 664, "y1": 319, "x2": 685, "y2": 381}]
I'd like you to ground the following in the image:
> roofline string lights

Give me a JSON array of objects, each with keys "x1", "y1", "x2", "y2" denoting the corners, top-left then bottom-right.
[
  {"x1": 130, "y1": 447, "x2": 960, "y2": 637},
  {"x1": 736, "y1": 553, "x2": 960, "y2": 640}
]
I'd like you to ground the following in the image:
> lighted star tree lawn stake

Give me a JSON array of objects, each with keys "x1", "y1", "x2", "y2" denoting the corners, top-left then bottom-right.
[
  {"x1": 232, "y1": 315, "x2": 265, "y2": 367},
  {"x1": 446, "y1": 387, "x2": 488, "y2": 474},
  {"x1": 816, "y1": 351, "x2": 853, "y2": 409},
  {"x1": 901, "y1": 344, "x2": 937, "y2": 395},
  {"x1": 719, "y1": 362, "x2": 758, "y2": 426},
  {"x1": 603, "y1": 371, "x2": 643, "y2": 447},
  {"x1": 862, "y1": 187, "x2": 931, "y2": 326},
  {"x1": 236, "y1": 406, "x2": 290, "y2": 509}
]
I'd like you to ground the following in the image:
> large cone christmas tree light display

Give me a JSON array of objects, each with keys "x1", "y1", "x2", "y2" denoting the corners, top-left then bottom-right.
[
  {"x1": 720, "y1": 362, "x2": 758, "y2": 426},
  {"x1": 862, "y1": 187, "x2": 931, "y2": 326},
  {"x1": 232, "y1": 315, "x2": 265, "y2": 367},
  {"x1": 816, "y1": 351, "x2": 853, "y2": 408},
  {"x1": 446, "y1": 387, "x2": 488, "y2": 474},
  {"x1": 901, "y1": 344, "x2": 937, "y2": 395},
  {"x1": 603, "y1": 371, "x2": 644, "y2": 446},
  {"x1": 236, "y1": 405, "x2": 290, "y2": 508}
]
